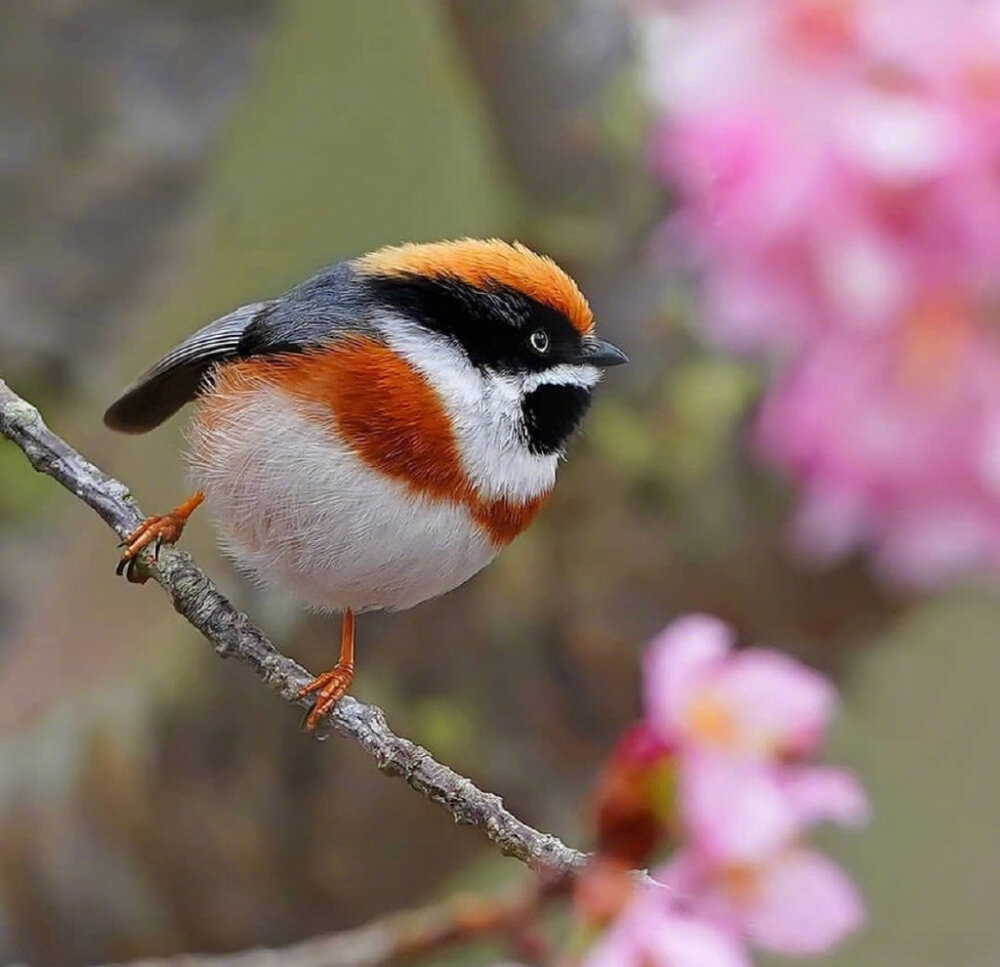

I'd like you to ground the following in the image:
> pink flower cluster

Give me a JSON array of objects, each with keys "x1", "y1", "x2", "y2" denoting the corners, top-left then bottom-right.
[
  {"x1": 584, "y1": 615, "x2": 867, "y2": 966},
  {"x1": 636, "y1": 0, "x2": 1000, "y2": 585}
]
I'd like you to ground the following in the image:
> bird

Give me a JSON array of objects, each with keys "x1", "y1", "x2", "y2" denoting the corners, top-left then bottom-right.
[{"x1": 104, "y1": 238, "x2": 627, "y2": 729}]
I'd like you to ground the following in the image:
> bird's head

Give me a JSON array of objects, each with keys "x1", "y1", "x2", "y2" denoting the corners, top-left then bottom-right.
[{"x1": 355, "y1": 239, "x2": 627, "y2": 475}]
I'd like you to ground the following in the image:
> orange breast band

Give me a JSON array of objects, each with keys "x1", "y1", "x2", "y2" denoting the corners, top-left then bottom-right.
[{"x1": 206, "y1": 343, "x2": 548, "y2": 546}]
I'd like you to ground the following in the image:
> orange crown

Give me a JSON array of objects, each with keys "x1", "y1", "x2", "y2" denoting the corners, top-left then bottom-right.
[{"x1": 358, "y1": 238, "x2": 594, "y2": 335}]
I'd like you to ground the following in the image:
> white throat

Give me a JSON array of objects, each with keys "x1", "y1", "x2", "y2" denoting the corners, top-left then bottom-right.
[{"x1": 378, "y1": 317, "x2": 599, "y2": 502}]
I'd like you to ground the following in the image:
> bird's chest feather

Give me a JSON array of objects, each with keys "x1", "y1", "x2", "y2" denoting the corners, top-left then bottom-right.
[{"x1": 186, "y1": 342, "x2": 552, "y2": 611}]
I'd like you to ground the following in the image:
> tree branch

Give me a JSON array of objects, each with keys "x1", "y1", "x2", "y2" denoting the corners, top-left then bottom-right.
[
  {"x1": 102, "y1": 877, "x2": 567, "y2": 967},
  {"x1": 0, "y1": 378, "x2": 589, "y2": 875}
]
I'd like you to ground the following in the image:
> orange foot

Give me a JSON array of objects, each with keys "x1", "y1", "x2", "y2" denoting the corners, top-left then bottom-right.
[
  {"x1": 298, "y1": 662, "x2": 355, "y2": 730},
  {"x1": 116, "y1": 490, "x2": 205, "y2": 584}
]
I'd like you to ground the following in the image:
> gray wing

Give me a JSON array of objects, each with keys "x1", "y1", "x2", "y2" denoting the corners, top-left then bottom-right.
[{"x1": 104, "y1": 301, "x2": 272, "y2": 433}]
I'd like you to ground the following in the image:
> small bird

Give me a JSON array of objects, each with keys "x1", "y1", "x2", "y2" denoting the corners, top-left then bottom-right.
[{"x1": 105, "y1": 239, "x2": 627, "y2": 728}]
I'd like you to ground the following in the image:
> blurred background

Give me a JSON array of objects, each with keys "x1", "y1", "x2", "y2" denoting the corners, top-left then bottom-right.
[{"x1": 3, "y1": 1, "x2": 1000, "y2": 965}]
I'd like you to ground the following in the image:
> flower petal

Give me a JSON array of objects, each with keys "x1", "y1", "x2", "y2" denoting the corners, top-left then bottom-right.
[
  {"x1": 645, "y1": 615, "x2": 735, "y2": 741},
  {"x1": 715, "y1": 649, "x2": 837, "y2": 756},
  {"x1": 746, "y1": 848, "x2": 867, "y2": 955},
  {"x1": 781, "y1": 766, "x2": 871, "y2": 828},
  {"x1": 682, "y1": 752, "x2": 799, "y2": 863},
  {"x1": 583, "y1": 888, "x2": 752, "y2": 967}
]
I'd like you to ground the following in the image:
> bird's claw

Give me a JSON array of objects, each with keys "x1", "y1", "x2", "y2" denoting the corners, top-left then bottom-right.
[
  {"x1": 115, "y1": 512, "x2": 186, "y2": 581},
  {"x1": 298, "y1": 663, "x2": 354, "y2": 731}
]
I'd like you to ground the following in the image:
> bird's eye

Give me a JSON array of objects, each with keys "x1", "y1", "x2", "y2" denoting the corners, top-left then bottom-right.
[{"x1": 529, "y1": 329, "x2": 550, "y2": 354}]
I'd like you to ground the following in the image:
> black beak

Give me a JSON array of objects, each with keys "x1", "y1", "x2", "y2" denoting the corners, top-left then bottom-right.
[{"x1": 579, "y1": 337, "x2": 629, "y2": 368}]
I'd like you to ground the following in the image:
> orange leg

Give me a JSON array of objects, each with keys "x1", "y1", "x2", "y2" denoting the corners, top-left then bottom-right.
[
  {"x1": 116, "y1": 490, "x2": 205, "y2": 583},
  {"x1": 298, "y1": 609, "x2": 355, "y2": 731}
]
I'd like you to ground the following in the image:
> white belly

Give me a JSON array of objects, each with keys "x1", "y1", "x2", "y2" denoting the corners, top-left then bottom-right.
[{"x1": 186, "y1": 386, "x2": 497, "y2": 613}]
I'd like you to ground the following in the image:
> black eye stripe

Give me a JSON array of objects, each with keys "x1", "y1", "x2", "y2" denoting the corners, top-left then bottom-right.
[{"x1": 368, "y1": 272, "x2": 583, "y2": 373}]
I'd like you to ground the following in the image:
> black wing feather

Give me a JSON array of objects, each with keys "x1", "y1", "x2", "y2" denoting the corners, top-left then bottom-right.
[
  {"x1": 104, "y1": 261, "x2": 378, "y2": 434},
  {"x1": 104, "y1": 302, "x2": 271, "y2": 433}
]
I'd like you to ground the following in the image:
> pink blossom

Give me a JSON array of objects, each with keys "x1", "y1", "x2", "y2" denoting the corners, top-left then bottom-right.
[
  {"x1": 660, "y1": 845, "x2": 866, "y2": 957},
  {"x1": 680, "y1": 753, "x2": 868, "y2": 865},
  {"x1": 582, "y1": 886, "x2": 751, "y2": 967},
  {"x1": 636, "y1": 617, "x2": 869, "y2": 956},
  {"x1": 755, "y1": 325, "x2": 1000, "y2": 585},
  {"x1": 635, "y1": 0, "x2": 1000, "y2": 584},
  {"x1": 641, "y1": 0, "x2": 1000, "y2": 338},
  {"x1": 644, "y1": 614, "x2": 835, "y2": 759}
]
